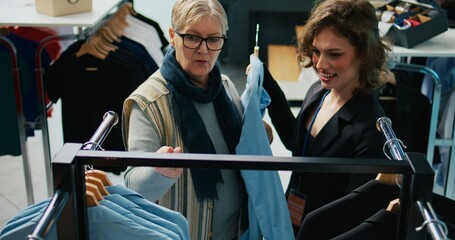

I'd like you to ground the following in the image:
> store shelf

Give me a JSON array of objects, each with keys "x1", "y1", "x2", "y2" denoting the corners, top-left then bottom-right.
[{"x1": 0, "y1": 0, "x2": 121, "y2": 27}]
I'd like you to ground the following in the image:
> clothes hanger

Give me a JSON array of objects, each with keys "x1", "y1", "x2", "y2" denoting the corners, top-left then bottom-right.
[
  {"x1": 108, "y1": 9, "x2": 129, "y2": 31},
  {"x1": 86, "y1": 190, "x2": 100, "y2": 207},
  {"x1": 75, "y1": 20, "x2": 117, "y2": 59},
  {"x1": 104, "y1": 19, "x2": 125, "y2": 39},
  {"x1": 95, "y1": 33, "x2": 119, "y2": 52},
  {"x1": 375, "y1": 173, "x2": 400, "y2": 186},
  {"x1": 86, "y1": 182, "x2": 104, "y2": 202},
  {"x1": 86, "y1": 175, "x2": 110, "y2": 196},
  {"x1": 387, "y1": 198, "x2": 400, "y2": 213},
  {"x1": 376, "y1": 173, "x2": 402, "y2": 213},
  {"x1": 103, "y1": 18, "x2": 127, "y2": 42},
  {"x1": 90, "y1": 35, "x2": 116, "y2": 55},
  {"x1": 99, "y1": 26, "x2": 120, "y2": 43},
  {"x1": 119, "y1": 2, "x2": 136, "y2": 16},
  {"x1": 86, "y1": 169, "x2": 113, "y2": 186},
  {"x1": 379, "y1": 69, "x2": 398, "y2": 101},
  {"x1": 75, "y1": 37, "x2": 107, "y2": 60}
]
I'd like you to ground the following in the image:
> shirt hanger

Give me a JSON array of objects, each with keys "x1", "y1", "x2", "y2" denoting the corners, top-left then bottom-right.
[
  {"x1": 376, "y1": 173, "x2": 402, "y2": 213},
  {"x1": 86, "y1": 175, "x2": 110, "y2": 196},
  {"x1": 75, "y1": 37, "x2": 107, "y2": 60},
  {"x1": 86, "y1": 169, "x2": 113, "y2": 186},
  {"x1": 387, "y1": 198, "x2": 400, "y2": 213},
  {"x1": 86, "y1": 182, "x2": 104, "y2": 202},
  {"x1": 86, "y1": 190, "x2": 100, "y2": 207},
  {"x1": 375, "y1": 173, "x2": 400, "y2": 186}
]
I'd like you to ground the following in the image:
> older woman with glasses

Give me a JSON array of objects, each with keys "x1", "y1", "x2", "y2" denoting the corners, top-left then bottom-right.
[{"x1": 121, "y1": 0, "x2": 250, "y2": 239}]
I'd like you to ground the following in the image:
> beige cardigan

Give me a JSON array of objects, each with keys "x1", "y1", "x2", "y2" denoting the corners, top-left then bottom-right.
[{"x1": 122, "y1": 71, "x2": 244, "y2": 239}]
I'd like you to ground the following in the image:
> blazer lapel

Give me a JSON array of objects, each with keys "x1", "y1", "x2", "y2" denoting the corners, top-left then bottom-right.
[
  {"x1": 308, "y1": 92, "x2": 372, "y2": 156},
  {"x1": 309, "y1": 112, "x2": 341, "y2": 156},
  {"x1": 294, "y1": 84, "x2": 328, "y2": 155}
]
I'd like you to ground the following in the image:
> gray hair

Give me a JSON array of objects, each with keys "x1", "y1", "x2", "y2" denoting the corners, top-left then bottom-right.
[{"x1": 171, "y1": 0, "x2": 228, "y2": 35}]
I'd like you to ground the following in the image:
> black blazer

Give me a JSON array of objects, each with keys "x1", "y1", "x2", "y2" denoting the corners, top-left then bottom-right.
[
  {"x1": 264, "y1": 66, "x2": 386, "y2": 227},
  {"x1": 297, "y1": 180, "x2": 399, "y2": 240},
  {"x1": 332, "y1": 209, "x2": 398, "y2": 240},
  {"x1": 295, "y1": 180, "x2": 455, "y2": 240}
]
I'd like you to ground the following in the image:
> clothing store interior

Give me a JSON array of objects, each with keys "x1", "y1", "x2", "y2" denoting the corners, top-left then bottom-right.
[{"x1": 1, "y1": 0, "x2": 455, "y2": 239}]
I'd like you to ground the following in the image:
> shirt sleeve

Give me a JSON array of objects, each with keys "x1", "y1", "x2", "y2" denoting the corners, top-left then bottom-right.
[{"x1": 123, "y1": 102, "x2": 177, "y2": 202}]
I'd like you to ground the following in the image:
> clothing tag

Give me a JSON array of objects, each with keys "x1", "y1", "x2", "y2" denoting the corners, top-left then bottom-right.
[
  {"x1": 85, "y1": 67, "x2": 98, "y2": 71},
  {"x1": 287, "y1": 188, "x2": 307, "y2": 226}
]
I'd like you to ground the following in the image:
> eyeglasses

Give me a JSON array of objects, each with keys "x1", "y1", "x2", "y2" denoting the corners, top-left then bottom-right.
[{"x1": 176, "y1": 32, "x2": 227, "y2": 51}]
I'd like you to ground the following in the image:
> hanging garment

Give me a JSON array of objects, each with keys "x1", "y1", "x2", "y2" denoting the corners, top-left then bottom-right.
[
  {"x1": 331, "y1": 209, "x2": 398, "y2": 240},
  {"x1": 132, "y1": 13, "x2": 169, "y2": 52},
  {"x1": 421, "y1": 57, "x2": 455, "y2": 100},
  {"x1": 380, "y1": 70, "x2": 432, "y2": 155},
  {"x1": 6, "y1": 26, "x2": 62, "y2": 117},
  {"x1": 297, "y1": 179, "x2": 399, "y2": 240},
  {"x1": 97, "y1": 199, "x2": 175, "y2": 239},
  {"x1": 7, "y1": 26, "x2": 61, "y2": 60},
  {"x1": 435, "y1": 88, "x2": 455, "y2": 186},
  {"x1": 43, "y1": 37, "x2": 155, "y2": 173},
  {"x1": 0, "y1": 31, "x2": 52, "y2": 137},
  {"x1": 114, "y1": 36, "x2": 157, "y2": 76},
  {"x1": 0, "y1": 198, "x2": 51, "y2": 236},
  {"x1": 236, "y1": 54, "x2": 294, "y2": 240},
  {"x1": 296, "y1": 178, "x2": 455, "y2": 240},
  {"x1": 106, "y1": 184, "x2": 190, "y2": 240},
  {"x1": 124, "y1": 15, "x2": 164, "y2": 66},
  {"x1": 0, "y1": 51, "x2": 26, "y2": 156},
  {"x1": 104, "y1": 193, "x2": 184, "y2": 239},
  {"x1": 0, "y1": 185, "x2": 190, "y2": 240},
  {"x1": 0, "y1": 204, "x2": 59, "y2": 240},
  {"x1": 0, "y1": 201, "x2": 172, "y2": 240}
]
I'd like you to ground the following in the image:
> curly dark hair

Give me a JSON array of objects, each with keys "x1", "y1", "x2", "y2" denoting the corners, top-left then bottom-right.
[{"x1": 298, "y1": 0, "x2": 391, "y2": 94}]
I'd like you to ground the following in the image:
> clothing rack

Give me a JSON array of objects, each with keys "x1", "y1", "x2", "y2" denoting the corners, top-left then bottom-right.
[
  {"x1": 33, "y1": 6, "x2": 129, "y2": 194},
  {"x1": 0, "y1": 0, "x2": 129, "y2": 199},
  {"x1": 377, "y1": 116, "x2": 450, "y2": 240},
  {"x1": 33, "y1": 115, "x2": 431, "y2": 239},
  {"x1": 26, "y1": 111, "x2": 119, "y2": 240},
  {"x1": 35, "y1": 33, "x2": 84, "y2": 198},
  {"x1": 389, "y1": 62, "x2": 442, "y2": 165},
  {"x1": 0, "y1": 36, "x2": 35, "y2": 205},
  {"x1": 389, "y1": 62, "x2": 455, "y2": 200}
]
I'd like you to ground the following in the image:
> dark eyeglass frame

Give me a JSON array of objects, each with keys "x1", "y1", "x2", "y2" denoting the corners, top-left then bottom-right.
[{"x1": 175, "y1": 32, "x2": 227, "y2": 51}]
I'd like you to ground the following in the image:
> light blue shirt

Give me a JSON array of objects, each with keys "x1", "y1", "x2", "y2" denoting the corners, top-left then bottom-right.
[
  {"x1": 98, "y1": 199, "x2": 171, "y2": 239},
  {"x1": 106, "y1": 184, "x2": 190, "y2": 240},
  {"x1": 0, "y1": 201, "x2": 172, "y2": 240},
  {"x1": 0, "y1": 201, "x2": 57, "y2": 240},
  {"x1": 0, "y1": 198, "x2": 50, "y2": 236},
  {"x1": 236, "y1": 54, "x2": 294, "y2": 240},
  {"x1": 104, "y1": 194, "x2": 182, "y2": 239}
]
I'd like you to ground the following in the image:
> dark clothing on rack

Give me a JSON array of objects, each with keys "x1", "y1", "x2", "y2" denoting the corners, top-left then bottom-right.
[
  {"x1": 332, "y1": 209, "x2": 398, "y2": 240},
  {"x1": 296, "y1": 177, "x2": 455, "y2": 239},
  {"x1": 432, "y1": 192, "x2": 455, "y2": 238},
  {"x1": 297, "y1": 179, "x2": 399, "y2": 240},
  {"x1": 114, "y1": 36, "x2": 157, "y2": 77},
  {"x1": 0, "y1": 32, "x2": 52, "y2": 137},
  {"x1": 379, "y1": 69, "x2": 432, "y2": 155},
  {"x1": 263, "y1": 65, "x2": 385, "y2": 233},
  {"x1": 0, "y1": 52, "x2": 26, "y2": 156},
  {"x1": 44, "y1": 39, "x2": 154, "y2": 173},
  {"x1": 7, "y1": 26, "x2": 61, "y2": 60}
]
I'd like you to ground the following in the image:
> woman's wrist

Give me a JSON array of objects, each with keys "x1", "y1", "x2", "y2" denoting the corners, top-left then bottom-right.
[{"x1": 155, "y1": 167, "x2": 183, "y2": 179}]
